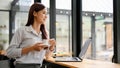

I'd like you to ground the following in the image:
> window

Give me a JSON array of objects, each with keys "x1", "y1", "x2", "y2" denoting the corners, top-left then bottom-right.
[
  {"x1": 42, "y1": 0, "x2": 72, "y2": 56},
  {"x1": 0, "y1": 11, "x2": 9, "y2": 50},
  {"x1": 82, "y1": 0, "x2": 113, "y2": 61}
]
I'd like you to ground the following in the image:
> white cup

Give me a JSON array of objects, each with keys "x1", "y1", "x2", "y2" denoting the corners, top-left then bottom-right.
[{"x1": 42, "y1": 39, "x2": 50, "y2": 47}]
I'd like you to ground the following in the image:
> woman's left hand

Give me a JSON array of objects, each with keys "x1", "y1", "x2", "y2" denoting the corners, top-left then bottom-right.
[{"x1": 49, "y1": 38, "x2": 56, "y2": 51}]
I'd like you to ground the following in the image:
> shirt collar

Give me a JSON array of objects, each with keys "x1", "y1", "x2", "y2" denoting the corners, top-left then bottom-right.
[
  {"x1": 25, "y1": 25, "x2": 42, "y2": 35},
  {"x1": 25, "y1": 25, "x2": 33, "y2": 32}
]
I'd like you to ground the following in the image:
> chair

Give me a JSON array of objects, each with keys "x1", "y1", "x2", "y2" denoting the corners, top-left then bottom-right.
[
  {"x1": 0, "y1": 60, "x2": 11, "y2": 68},
  {"x1": 0, "y1": 55, "x2": 15, "y2": 68}
]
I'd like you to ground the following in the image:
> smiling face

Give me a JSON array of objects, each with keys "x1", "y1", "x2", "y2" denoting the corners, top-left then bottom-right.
[{"x1": 33, "y1": 8, "x2": 47, "y2": 24}]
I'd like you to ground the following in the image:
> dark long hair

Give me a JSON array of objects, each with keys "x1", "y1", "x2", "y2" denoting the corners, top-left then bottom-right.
[{"x1": 26, "y1": 2, "x2": 47, "y2": 39}]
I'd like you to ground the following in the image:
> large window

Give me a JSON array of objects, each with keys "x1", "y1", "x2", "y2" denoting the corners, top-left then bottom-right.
[
  {"x1": 56, "y1": 14, "x2": 72, "y2": 54},
  {"x1": 42, "y1": 0, "x2": 113, "y2": 61},
  {"x1": 0, "y1": 11, "x2": 9, "y2": 50},
  {"x1": 0, "y1": 0, "x2": 12, "y2": 51},
  {"x1": 42, "y1": 0, "x2": 72, "y2": 56},
  {"x1": 82, "y1": 0, "x2": 113, "y2": 61},
  {"x1": 14, "y1": 0, "x2": 34, "y2": 30}
]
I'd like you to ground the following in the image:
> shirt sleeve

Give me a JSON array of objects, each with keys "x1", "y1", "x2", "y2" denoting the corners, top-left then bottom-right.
[{"x1": 6, "y1": 28, "x2": 23, "y2": 58}]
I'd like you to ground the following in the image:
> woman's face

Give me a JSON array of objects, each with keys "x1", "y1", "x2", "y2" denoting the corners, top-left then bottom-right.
[{"x1": 34, "y1": 8, "x2": 47, "y2": 24}]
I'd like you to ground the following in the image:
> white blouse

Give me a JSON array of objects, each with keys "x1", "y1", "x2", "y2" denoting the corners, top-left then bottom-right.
[{"x1": 7, "y1": 25, "x2": 48, "y2": 64}]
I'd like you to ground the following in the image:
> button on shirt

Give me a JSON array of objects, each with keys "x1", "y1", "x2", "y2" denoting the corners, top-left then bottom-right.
[{"x1": 7, "y1": 25, "x2": 48, "y2": 64}]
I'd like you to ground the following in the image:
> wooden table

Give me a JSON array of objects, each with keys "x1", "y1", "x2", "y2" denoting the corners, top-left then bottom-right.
[{"x1": 45, "y1": 59, "x2": 120, "y2": 68}]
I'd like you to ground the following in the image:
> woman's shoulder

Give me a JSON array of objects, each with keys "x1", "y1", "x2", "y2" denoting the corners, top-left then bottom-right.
[
  {"x1": 16, "y1": 26, "x2": 27, "y2": 31},
  {"x1": 12, "y1": 26, "x2": 31, "y2": 37},
  {"x1": 15, "y1": 26, "x2": 30, "y2": 32}
]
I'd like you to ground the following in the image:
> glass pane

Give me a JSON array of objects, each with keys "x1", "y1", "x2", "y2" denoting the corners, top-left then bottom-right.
[
  {"x1": 0, "y1": 11, "x2": 9, "y2": 50},
  {"x1": 56, "y1": 14, "x2": 71, "y2": 53},
  {"x1": 18, "y1": 0, "x2": 34, "y2": 6},
  {"x1": 15, "y1": 12, "x2": 28, "y2": 30},
  {"x1": 15, "y1": 0, "x2": 34, "y2": 30},
  {"x1": 0, "y1": 0, "x2": 12, "y2": 10},
  {"x1": 56, "y1": 0, "x2": 72, "y2": 56},
  {"x1": 82, "y1": 0, "x2": 113, "y2": 61},
  {"x1": 42, "y1": 0, "x2": 72, "y2": 56},
  {"x1": 41, "y1": 0, "x2": 50, "y2": 8}
]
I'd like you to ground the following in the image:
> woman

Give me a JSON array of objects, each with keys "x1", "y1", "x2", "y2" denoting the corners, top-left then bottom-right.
[{"x1": 6, "y1": 2, "x2": 55, "y2": 68}]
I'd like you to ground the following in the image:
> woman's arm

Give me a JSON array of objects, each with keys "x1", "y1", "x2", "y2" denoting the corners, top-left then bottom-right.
[
  {"x1": 6, "y1": 28, "x2": 23, "y2": 58},
  {"x1": 45, "y1": 39, "x2": 56, "y2": 59}
]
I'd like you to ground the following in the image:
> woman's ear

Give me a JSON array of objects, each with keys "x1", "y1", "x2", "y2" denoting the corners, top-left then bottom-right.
[{"x1": 33, "y1": 11, "x2": 37, "y2": 16}]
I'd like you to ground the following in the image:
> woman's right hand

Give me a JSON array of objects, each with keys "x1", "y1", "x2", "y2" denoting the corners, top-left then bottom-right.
[
  {"x1": 32, "y1": 43, "x2": 48, "y2": 51},
  {"x1": 22, "y1": 43, "x2": 46, "y2": 55}
]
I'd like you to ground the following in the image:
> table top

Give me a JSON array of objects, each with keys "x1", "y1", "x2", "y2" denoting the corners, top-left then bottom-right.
[{"x1": 46, "y1": 58, "x2": 120, "y2": 68}]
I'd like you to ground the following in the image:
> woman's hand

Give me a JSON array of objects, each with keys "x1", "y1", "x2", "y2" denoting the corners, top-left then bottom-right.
[
  {"x1": 22, "y1": 42, "x2": 48, "y2": 55},
  {"x1": 45, "y1": 39, "x2": 56, "y2": 59},
  {"x1": 49, "y1": 38, "x2": 56, "y2": 51},
  {"x1": 32, "y1": 43, "x2": 47, "y2": 51}
]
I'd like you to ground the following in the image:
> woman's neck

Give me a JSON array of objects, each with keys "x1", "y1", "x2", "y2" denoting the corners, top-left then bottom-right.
[{"x1": 32, "y1": 22, "x2": 41, "y2": 34}]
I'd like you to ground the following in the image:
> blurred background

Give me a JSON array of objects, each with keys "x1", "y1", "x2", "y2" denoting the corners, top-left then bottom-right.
[{"x1": 0, "y1": 0, "x2": 113, "y2": 62}]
